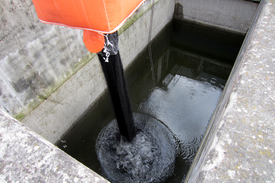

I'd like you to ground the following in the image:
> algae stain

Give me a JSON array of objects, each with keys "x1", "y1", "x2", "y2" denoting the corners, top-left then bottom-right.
[
  {"x1": 118, "y1": 0, "x2": 159, "y2": 34},
  {"x1": 259, "y1": 148, "x2": 272, "y2": 158},
  {"x1": 15, "y1": 113, "x2": 26, "y2": 121},
  {"x1": 15, "y1": 53, "x2": 96, "y2": 121}
]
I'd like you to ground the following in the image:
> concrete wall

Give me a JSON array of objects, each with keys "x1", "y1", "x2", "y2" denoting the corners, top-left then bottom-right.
[
  {"x1": 175, "y1": 0, "x2": 258, "y2": 34},
  {"x1": 0, "y1": 0, "x2": 92, "y2": 120}
]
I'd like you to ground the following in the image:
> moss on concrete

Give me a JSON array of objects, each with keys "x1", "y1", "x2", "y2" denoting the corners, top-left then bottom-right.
[
  {"x1": 118, "y1": 0, "x2": 159, "y2": 34},
  {"x1": 14, "y1": 113, "x2": 26, "y2": 121},
  {"x1": 16, "y1": 52, "x2": 96, "y2": 121}
]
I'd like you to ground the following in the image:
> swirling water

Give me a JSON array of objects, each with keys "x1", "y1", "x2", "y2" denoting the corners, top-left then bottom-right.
[{"x1": 96, "y1": 113, "x2": 176, "y2": 183}]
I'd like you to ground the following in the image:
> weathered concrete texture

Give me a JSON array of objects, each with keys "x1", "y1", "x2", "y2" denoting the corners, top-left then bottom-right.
[
  {"x1": 21, "y1": 0, "x2": 175, "y2": 144},
  {"x1": 185, "y1": 0, "x2": 275, "y2": 182},
  {"x1": 0, "y1": 109, "x2": 109, "y2": 183},
  {"x1": 175, "y1": 0, "x2": 258, "y2": 34},
  {"x1": 0, "y1": 0, "x2": 90, "y2": 119},
  {"x1": 119, "y1": 0, "x2": 175, "y2": 68},
  {"x1": 21, "y1": 55, "x2": 106, "y2": 144}
]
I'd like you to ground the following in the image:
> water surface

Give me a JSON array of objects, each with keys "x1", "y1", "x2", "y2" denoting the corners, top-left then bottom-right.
[{"x1": 57, "y1": 20, "x2": 244, "y2": 182}]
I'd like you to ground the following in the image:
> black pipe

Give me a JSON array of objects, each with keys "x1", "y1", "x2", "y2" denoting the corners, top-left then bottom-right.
[{"x1": 97, "y1": 32, "x2": 136, "y2": 141}]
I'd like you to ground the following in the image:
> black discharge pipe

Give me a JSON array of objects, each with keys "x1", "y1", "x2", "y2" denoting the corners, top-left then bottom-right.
[{"x1": 97, "y1": 32, "x2": 136, "y2": 142}]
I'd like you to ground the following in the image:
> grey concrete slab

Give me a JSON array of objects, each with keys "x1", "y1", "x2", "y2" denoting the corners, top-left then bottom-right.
[
  {"x1": 175, "y1": 0, "x2": 258, "y2": 34},
  {"x1": 185, "y1": 0, "x2": 275, "y2": 182},
  {"x1": 0, "y1": 109, "x2": 109, "y2": 183}
]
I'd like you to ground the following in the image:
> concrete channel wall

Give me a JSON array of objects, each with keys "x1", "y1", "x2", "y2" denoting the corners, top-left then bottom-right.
[{"x1": 175, "y1": 0, "x2": 258, "y2": 34}]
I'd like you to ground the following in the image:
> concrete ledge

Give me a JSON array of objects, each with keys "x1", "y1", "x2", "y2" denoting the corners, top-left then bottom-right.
[
  {"x1": 0, "y1": 109, "x2": 109, "y2": 183},
  {"x1": 185, "y1": 0, "x2": 275, "y2": 182},
  {"x1": 176, "y1": 0, "x2": 258, "y2": 34}
]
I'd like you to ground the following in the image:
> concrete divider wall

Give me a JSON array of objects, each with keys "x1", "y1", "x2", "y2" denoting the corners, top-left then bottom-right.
[{"x1": 175, "y1": 0, "x2": 258, "y2": 34}]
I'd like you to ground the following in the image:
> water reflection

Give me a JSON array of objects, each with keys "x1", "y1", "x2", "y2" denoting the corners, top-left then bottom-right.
[
  {"x1": 141, "y1": 48, "x2": 223, "y2": 147},
  {"x1": 133, "y1": 47, "x2": 229, "y2": 182}
]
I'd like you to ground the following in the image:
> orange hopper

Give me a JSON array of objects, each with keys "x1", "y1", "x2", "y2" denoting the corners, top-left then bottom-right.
[{"x1": 32, "y1": 0, "x2": 146, "y2": 52}]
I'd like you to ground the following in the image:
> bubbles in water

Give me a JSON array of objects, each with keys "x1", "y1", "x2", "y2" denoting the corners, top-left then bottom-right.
[
  {"x1": 189, "y1": 89, "x2": 197, "y2": 100},
  {"x1": 59, "y1": 139, "x2": 67, "y2": 148},
  {"x1": 210, "y1": 77, "x2": 217, "y2": 84},
  {"x1": 96, "y1": 113, "x2": 176, "y2": 183},
  {"x1": 59, "y1": 139, "x2": 66, "y2": 143},
  {"x1": 114, "y1": 132, "x2": 160, "y2": 179},
  {"x1": 203, "y1": 81, "x2": 212, "y2": 89},
  {"x1": 185, "y1": 77, "x2": 196, "y2": 89}
]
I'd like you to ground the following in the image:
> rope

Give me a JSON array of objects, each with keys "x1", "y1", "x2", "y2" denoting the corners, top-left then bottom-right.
[{"x1": 148, "y1": 0, "x2": 156, "y2": 85}]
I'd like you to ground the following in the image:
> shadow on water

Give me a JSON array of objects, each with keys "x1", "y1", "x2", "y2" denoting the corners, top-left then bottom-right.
[{"x1": 57, "y1": 20, "x2": 245, "y2": 182}]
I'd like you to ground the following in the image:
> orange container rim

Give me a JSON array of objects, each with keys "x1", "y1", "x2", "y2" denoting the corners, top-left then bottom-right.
[{"x1": 37, "y1": 0, "x2": 146, "y2": 34}]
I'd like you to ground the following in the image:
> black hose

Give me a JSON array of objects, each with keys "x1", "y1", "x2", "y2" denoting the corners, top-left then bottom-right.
[{"x1": 97, "y1": 32, "x2": 136, "y2": 141}]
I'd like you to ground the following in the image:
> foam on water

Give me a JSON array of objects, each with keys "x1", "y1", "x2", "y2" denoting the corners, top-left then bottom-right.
[{"x1": 96, "y1": 113, "x2": 176, "y2": 183}]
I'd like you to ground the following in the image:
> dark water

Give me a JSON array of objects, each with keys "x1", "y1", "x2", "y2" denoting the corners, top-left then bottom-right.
[
  {"x1": 96, "y1": 113, "x2": 176, "y2": 183},
  {"x1": 57, "y1": 20, "x2": 244, "y2": 182}
]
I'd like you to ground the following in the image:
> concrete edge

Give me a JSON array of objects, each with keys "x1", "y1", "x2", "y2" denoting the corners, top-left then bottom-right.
[
  {"x1": 184, "y1": 0, "x2": 267, "y2": 182},
  {"x1": 0, "y1": 108, "x2": 109, "y2": 182}
]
